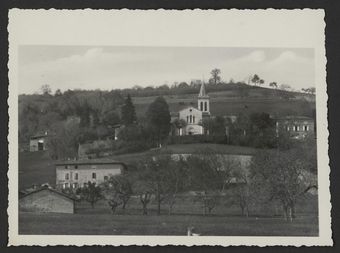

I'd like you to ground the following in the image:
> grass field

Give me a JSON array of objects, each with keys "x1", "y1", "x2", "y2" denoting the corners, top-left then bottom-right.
[
  {"x1": 132, "y1": 90, "x2": 315, "y2": 118},
  {"x1": 19, "y1": 193, "x2": 319, "y2": 236},
  {"x1": 19, "y1": 212, "x2": 318, "y2": 236},
  {"x1": 19, "y1": 151, "x2": 55, "y2": 190}
]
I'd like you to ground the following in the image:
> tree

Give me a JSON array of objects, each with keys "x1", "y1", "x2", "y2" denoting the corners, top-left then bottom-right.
[
  {"x1": 178, "y1": 82, "x2": 189, "y2": 89},
  {"x1": 259, "y1": 79, "x2": 265, "y2": 86},
  {"x1": 269, "y1": 82, "x2": 278, "y2": 89},
  {"x1": 137, "y1": 154, "x2": 175, "y2": 215},
  {"x1": 40, "y1": 84, "x2": 52, "y2": 95},
  {"x1": 226, "y1": 162, "x2": 253, "y2": 217},
  {"x1": 209, "y1": 68, "x2": 221, "y2": 85},
  {"x1": 55, "y1": 89, "x2": 62, "y2": 96},
  {"x1": 102, "y1": 110, "x2": 120, "y2": 127},
  {"x1": 102, "y1": 174, "x2": 133, "y2": 213},
  {"x1": 121, "y1": 94, "x2": 137, "y2": 126},
  {"x1": 186, "y1": 149, "x2": 232, "y2": 215},
  {"x1": 162, "y1": 156, "x2": 189, "y2": 215},
  {"x1": 79, "y1": 181, "x2": 102, "y2": 208},
  {"x1": 146, "y1": 96, "x2": 171, "y2": 147},
  {"x1": 171, "y1": 118, "x2": 187, "y2": 136},
  {"x1": 249, "y1": 112, "x2": 276, "y2": 148},
  {"x1": 251, "y1": 74, "x2": 260, "y2": 86},
  {"x1": 250, "y1": 150, "x2": 317, "y2": 222},
  {"x1": 48, "y1": 117, "x2": 81, "y2": 159}
]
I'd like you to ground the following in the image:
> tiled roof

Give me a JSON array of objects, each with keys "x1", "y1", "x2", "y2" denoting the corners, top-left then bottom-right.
[
  {"x1": 55, "y1": 158, "x2": 125, "y2": 166},
  {"x1": 19, "y1": 186, "x2": 76, "y2": 201}
]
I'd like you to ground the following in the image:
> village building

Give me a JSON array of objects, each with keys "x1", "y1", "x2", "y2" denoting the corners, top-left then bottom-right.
[
  {"x1": 19, "y1": 186, "x2": 75, "y2": 214},
  {"x1": 29, "y1": 132, "x2": 49, "y2": 152},
  {"x1": 275, "y1": 115, "x2": 315, "y2": 139},
  {"x1": 171, "y1": 83, "x2": 211, "y2": 136},
  {"x1": 55, "y1": 159, "x2": 126, "y2": 189}
]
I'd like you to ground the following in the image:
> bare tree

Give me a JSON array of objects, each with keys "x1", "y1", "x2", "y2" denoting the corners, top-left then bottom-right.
[{"x1": 250, "y1": 149, "x2": 317, "y2": 222}]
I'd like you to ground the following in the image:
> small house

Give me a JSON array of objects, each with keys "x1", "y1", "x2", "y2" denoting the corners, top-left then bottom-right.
[
  {"x1": 19, "y1": 187, "x2": 75, "y2": 214},
  {"x1": 29, "y1": 132, "x2": 49, "y2": 152}
]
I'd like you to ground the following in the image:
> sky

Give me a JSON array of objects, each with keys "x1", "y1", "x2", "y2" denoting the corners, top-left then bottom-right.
[{"x1": 18, "y1": 45, "x2": 314, "y2": 94}]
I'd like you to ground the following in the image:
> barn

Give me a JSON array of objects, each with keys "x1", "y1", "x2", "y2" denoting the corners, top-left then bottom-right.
[
  {"x1": 29, "y1": 132, "x2": 49, "y2": 152},
  {"x1": 19, "y1": 187, "x2": 75, "y2": 214}
]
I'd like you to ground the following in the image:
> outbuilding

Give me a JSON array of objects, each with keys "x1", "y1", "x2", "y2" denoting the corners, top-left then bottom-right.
[{"x1": 19, "y1": 187, "x2": 75, "y2": 214}]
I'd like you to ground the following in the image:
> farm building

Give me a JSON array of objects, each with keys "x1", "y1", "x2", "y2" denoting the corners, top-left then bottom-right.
[
  {"x1": 19, "y1": 187, "x2": 75, "y2": 214},
  {"x1": 29, "y1": 132, "x2": 49, "y2": 152},
  {"x1": 275, "y1": 116, "x2": 315, "y2": 139},
  {"x1": 55, "y1": 159, "x2": 126, "y2": 189}
]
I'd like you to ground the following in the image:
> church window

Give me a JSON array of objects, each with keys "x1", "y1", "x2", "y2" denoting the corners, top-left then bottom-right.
[
  {"x1": 193, "y1": 116, "x2": 195, "y2": 123},
  {"x1": 187, "y1": 116, "x2": 189, "y2": 123},
  {"x1": 200, "y1": 101, "x2": 203, "y2": 111},
  {"x1": 190, "y1": 115, "x2": 192, "y2": 123},
  {"x1": 204, "y1": 102, "x2": 207, "y2": 111}
]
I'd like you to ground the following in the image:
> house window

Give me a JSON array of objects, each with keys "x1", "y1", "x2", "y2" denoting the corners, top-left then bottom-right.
[
  {"x1": 293, "y1": 125, "x2": 297, "y2": 131},
  {"x1": 304, "y1": 125, "x2": 309, "y2": 131},
  {"x1": 65, "y1": 173, "x2": 69, "y2": 180},
  {"x1": 193, "y1": 116, "x2": 195, "y2": 123},
  {"x1": 104, "y1": 176, "x2": 108, "y2": 181},
  {"x1": 64, "y1": 165, "x2": 68, "y2": 169},
  {"x1": 286, "y1": 126, "x2": 290, "y2": 131},
  {"x1": 74, "y1": 173, "x2": 78, "y2": 180},
  {"x1": 75, "y1": 165, "x2": 78, "y2": 169},
  {"x1": 92, "y1": 172, "x2": 96, "y2": 179},
  {"x1": 187, "y1": 116, "x2": 189, "y2": 123}
]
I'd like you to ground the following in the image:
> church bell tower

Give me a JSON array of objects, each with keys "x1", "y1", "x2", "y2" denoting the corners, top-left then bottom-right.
[{"x1": 198, "y1": 82, "x2": 210, "y2": 114}]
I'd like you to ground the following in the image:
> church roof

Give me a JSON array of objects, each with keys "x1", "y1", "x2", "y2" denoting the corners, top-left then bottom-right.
[{"x1": 198, "y1": 82, "x2": 209, "y2": 98}]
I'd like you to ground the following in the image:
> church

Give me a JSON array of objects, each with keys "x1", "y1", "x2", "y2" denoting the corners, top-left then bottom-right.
[{"x1": 171, "y1": 83, "x2": 211, "y2": 136}]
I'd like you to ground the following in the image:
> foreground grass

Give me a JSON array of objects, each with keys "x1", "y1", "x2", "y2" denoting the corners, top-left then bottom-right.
[{"x1": 19, "y1": 212, "x2": 318, "y2": 236}]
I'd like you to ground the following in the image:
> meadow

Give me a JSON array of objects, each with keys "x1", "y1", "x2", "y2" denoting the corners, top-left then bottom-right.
[
  {"x1": 132, "y1": 89, "x2": 315, "y2": 118},
  {"x1": 19, "y1": 195, "x2": 318, "y2": 236}
]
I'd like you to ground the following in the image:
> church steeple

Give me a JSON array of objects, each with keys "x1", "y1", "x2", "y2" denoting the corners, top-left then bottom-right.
[
  {"x1": 199, "y1": 82, "x2": 207, "y2": 97},
  {"x1": 198, "y1": 82, "x2": 210, "y2": 114}
]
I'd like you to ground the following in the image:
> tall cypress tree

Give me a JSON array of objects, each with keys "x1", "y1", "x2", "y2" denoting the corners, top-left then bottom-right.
[
  {"x1": 146, "y1": 96, "x2": 171, "y2": 147},
  {"x1": 121, "y1": 94, "x2": 137, "y2": 126}
]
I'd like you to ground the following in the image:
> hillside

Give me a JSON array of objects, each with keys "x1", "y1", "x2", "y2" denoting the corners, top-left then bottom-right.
[
  {"x1": 19, "y1": 144, "x2": 258, "y2": 189},
  {"x1": 19, "y1": 151, "x2": 55, "y2": 190},
  {"x1": 132, "y1": 88, "x2": 315, "y2": 118}
]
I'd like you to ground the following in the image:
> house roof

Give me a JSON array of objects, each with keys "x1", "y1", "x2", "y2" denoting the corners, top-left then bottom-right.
[
  {"x1": 19, "y1": 186, "x2": 76, "y2": 201},
  {"x1": 55, "y1": 158, "x2": 126, "y2": 166},
  {"x1": 178, "y1": 106, "x2": 201, "y2": 113},
  {"x1": 276, "y1": 115, "x2": 314, "y2": 121},
  {"x1": 30, "y1": 133, "x2": 49, "y2": 140}
]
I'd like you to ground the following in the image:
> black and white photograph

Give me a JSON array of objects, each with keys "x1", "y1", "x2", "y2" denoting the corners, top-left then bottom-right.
[{"x1": 7, "y1": 9, "x2": 331, "y2": 246}]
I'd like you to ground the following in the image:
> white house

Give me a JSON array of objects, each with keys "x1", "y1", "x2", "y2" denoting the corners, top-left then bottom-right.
[{"x1": 55, "y1": 159, "x2": 126, "y2": 189}]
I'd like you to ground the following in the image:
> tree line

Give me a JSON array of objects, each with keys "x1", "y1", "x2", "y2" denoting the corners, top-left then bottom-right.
[{"x1": 74, "y1": 138, "x2": 317, "y2": 222}]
